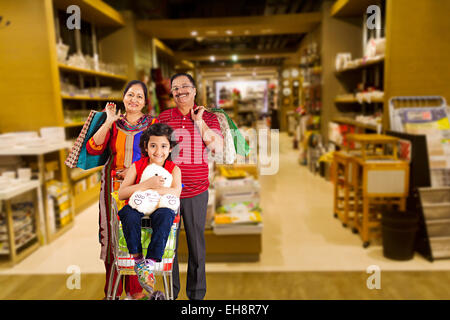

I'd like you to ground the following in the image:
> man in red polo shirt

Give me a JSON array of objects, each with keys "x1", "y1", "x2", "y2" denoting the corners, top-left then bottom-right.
[{"x1": 158, "y1": 73, "x2": 223, "y2": 300}]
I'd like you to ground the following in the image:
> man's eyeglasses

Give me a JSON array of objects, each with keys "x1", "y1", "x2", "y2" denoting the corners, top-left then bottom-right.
[{"x1": 171, "y1": 85, "x2": 194, "y2": 92}]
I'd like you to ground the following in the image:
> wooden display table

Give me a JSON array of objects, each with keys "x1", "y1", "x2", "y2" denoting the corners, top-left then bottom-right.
[
  {"x1": 332, "y1": 151, "x2": 360, "y2": 227},
  {"x1": 352, "y1": 158, "x2": 410, "y2": 248},
  {"x1": 346, "y1": 134, "x2": 399, "y2": 160},
  {"x1": 0, "y1": 180, "x2": 41, "y2": 267},
  {"x1": 177, "y1": 229, "x2": 261, "y2": 262}
]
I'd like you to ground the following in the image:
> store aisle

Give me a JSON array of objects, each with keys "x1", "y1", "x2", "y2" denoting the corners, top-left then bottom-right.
[{"x1": 1, "y1": 133, "x2": 450, "y2": 277}]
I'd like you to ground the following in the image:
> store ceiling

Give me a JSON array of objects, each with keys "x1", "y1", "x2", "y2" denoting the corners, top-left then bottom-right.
[{"x1": 104, "y1": 0, "x2": 323, "y2": 68}]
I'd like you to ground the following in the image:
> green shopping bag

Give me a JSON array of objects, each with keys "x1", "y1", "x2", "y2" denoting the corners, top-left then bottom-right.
[{"x1": 211, "y1": 108, "x2": 250, "y2": 156}]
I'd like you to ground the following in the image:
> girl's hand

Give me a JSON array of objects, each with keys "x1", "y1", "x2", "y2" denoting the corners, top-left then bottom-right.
[
  {"x1": 191, "y1": 105, "x2": 205, "y2": 122},
  {"x1": 105, "y1": 102, "x2": 121, "y2": 126},
  {"x1": 141, "y1": 176, "x2": 165, "y2": 189}
]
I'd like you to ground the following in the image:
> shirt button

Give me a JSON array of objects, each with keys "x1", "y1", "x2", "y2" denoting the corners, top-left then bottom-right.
[{"x1": 182, "y1": 126, "x2": 185, "y2": 128}]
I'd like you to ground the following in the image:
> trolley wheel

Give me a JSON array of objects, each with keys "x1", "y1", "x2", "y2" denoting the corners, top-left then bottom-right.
[
  {"x1": 150, "y1": 291, "x2": 166, "y2": 300},
  {"x1": 352, "y1": 228, "x2": 358, "y2": 234},
  {"x1": 363, "y1": 241, "x2": 370, "y2": 248}
]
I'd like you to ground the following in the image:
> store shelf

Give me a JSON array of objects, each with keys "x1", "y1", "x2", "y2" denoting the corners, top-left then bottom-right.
[
  {"x1": 0, "y1": 142, "x2": 72, "y2": 156},
  {"x1": 74, "y1": 182, "x2": 101, "y2": 215},
  {"x1": 70, "y1": 166, "x2": 103, "y2": 181},
  {"x1": 335, "y1": 55, "x2": 384, "y2": 74},
  {"x1": 63, "y1": 122, "x2": 85, "y2": 128},
  {"x1": 58, "y1": 64, "x2": 128, "y2": 81},
  {"x1": 330, "y1": 0, "x2": 376, "y2": 18},
  {"x1": 0, "y1": 180, "x2": 40, "y2": 201},
  {"x1": 335, "y1": 94, "x2": 384, "y2": 104},
  {"x1": 332, "y1": 117, "x2": 378, "y2": 130},
  {"x1": 61, "y1": 95, "x2": 122, "y2": 101},
  {"x1": 53, "y1": 0, "x2": 125, "y2": 27}
]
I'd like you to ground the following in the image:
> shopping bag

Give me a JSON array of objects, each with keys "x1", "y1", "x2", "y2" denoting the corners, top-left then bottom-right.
[
  {"x1": 212, "y1": 112, "x2": 236, "y2": 164},
  {"x1": 65, "y1": 110, "x2": 110, "y2": 170},
  {"x1": 210, "y1": 107, "x2": 250, "y2": 156}
]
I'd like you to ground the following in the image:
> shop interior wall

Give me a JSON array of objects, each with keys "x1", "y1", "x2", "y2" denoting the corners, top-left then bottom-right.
[
  {"x1": 383, "y1": 0, "x2": 450, "y2": 129},
  {"x1": 98, "y1": 11, "x2": 153, "y2": 85},
  {"x1": 0, "y1": 0, "x2": 64, "y2": 132},
  {"x1": 320, "y1": 0, "x2": 362, "y2": 142}
]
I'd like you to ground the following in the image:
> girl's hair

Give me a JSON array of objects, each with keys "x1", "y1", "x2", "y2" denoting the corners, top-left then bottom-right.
[
  {"x1": 123, "y1": 80, "x2": 148, "y2": 104},
  {"x1": 139, "y1": 123, "x2": 177, "y2": 160}
]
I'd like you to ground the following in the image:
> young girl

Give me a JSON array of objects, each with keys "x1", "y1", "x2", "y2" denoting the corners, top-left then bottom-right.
[{"x1": 118, "y1": 123, "x2": 181, "y2": 295}]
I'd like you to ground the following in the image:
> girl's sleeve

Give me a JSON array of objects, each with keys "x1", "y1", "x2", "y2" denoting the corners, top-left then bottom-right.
[{"x1": 86, "y1": 129, "x2": 111, "y2": 155}]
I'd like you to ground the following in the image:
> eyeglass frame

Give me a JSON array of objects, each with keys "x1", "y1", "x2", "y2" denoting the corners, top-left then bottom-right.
[{"x1": 170, "y1": 85, "x2": 195, "y2": 92}]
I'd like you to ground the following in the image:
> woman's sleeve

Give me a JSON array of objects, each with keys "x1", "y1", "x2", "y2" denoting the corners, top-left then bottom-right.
[{"x1": 86, "y1": 128, "x2": 111, "y2": 155}]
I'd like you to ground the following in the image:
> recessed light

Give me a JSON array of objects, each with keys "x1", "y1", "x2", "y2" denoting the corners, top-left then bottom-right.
[
  {"x1": 226, "y1": 30, "x2": 233, "y2": 35},
  {"x1": 226, "y1": 72, "x2": 231, "y2": 78},
  {"x1": 210, "y1": 56, "x2": 215, "y2": 62},
  {"x1": 191, "y1": 30, "x2": 198, "y2": 36},
  {"x1": 231, "y1": 54, "x2": 238, "y2": 61},
  {"x1": 255, "y1": 55, "x2": 260, "y2": 59}
]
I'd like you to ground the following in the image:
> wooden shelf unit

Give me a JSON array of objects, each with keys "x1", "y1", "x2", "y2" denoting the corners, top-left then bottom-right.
[
  {"x1": 331, "y1": 0, "x2": 379, "y2": 18},
  {"x1": 0, "y1": 180, "x2": 42, "y2": 267}
]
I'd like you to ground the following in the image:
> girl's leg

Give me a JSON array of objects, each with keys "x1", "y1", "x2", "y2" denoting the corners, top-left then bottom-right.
[
  {"x1": 146, "y1": 208, "x2": 176, "y2": 262},
  {"x1": 118, "y1": 205, "x2": 144, "y2": 255}
]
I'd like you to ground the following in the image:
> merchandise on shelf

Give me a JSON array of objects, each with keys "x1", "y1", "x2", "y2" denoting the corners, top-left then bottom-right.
[
  {"x1": 212, "y1": 169, "x2": 262, "y2": 235},
  {"x1": 46, "y1": 180, "x2": 72, "y2": 231},
  {"x1": 0, "y1": 199, "x2": 36, "y2": 254}
]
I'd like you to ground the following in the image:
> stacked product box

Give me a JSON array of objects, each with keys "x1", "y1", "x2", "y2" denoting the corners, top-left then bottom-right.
[
  {"x1": 213, "y1": 171, "x2": 262, "y2": 235},
  {"x1": 46, "y1": 180, "x2": 72, "y2": 232}
]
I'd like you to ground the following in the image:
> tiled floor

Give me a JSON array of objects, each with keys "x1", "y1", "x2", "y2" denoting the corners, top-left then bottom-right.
[{"x1": 1, "y1": 133, "x2": 449, "y2": 277}]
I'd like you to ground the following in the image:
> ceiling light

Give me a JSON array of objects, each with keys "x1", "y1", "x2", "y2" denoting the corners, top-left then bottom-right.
[
  {"x1": 225, "y1": 30, "x2": 233, "y2": 35},
  {"x1": 191, "y1": 30, "x2": 198, "y2": 36},
  {"x1": 231, "y1": 54, "x2": 238, "y2": 62},
  {"x1": 226, "y1": 72, "x2": 231, "y2": 78},
  {"x1": 210, "y1": 56, "x2": 215, "y2": 62},
  {"x1": 255, "y1": 55, "x2": 260, "y2": 59}
]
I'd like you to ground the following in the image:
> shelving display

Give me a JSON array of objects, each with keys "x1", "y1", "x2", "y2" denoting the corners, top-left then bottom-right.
[{"x1": 0, "y1": 180, "x2": 41, "y2": 266}]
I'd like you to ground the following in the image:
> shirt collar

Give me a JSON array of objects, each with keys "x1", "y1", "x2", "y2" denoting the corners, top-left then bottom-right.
[{"x1": 172, "y1": 105, "x2": 197, "y2": 120}]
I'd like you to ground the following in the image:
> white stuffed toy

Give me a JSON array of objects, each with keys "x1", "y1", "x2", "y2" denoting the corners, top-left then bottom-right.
[{"x1": 129, "y1": 163, "x2": 180, "y2": 216}]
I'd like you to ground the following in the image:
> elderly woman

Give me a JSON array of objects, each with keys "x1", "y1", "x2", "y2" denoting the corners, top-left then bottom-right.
[{"x1": 86, "y1": 80, "x2": 162, "y2": 300}]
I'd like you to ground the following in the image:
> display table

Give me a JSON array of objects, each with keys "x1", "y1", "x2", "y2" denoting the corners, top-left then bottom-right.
[
  {"x1": 0, "y1": 141, "x2": 74, "y2": 244},
  {"x1": 0, "y1": 180, "x2": 41, "y2": 267},
  {"x1": 177, "y1": 229, "x2": 261, "y2": 262}
]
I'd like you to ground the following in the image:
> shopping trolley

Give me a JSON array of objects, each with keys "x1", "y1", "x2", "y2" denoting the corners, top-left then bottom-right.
[{"x1": 106, "y1": 192, "x2": 180, "y2": 300}]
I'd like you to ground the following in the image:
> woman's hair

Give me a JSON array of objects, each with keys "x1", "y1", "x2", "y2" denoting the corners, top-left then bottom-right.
[
  {"x1": 170, "y1": 72, "x2": 196, "y2": 88},
  {"x1": 123, "y1": 80, "x2": 148, "y2": 103},
  {"x1": 139, "y1": 123, "x2": 177, "y2": 160}
]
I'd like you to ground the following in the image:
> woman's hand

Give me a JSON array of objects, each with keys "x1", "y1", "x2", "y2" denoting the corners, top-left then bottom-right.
[
  {"x1": 141, "y1": 176, "x2": 165, "y2": 189},
  {"x1": 105, "y1": 102, "x2": 121, "y2": 126}
]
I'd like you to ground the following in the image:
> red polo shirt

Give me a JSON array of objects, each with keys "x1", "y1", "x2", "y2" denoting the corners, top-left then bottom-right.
[{"x1": 158, "y1": 106, "x2": 222, "y2": 198}]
